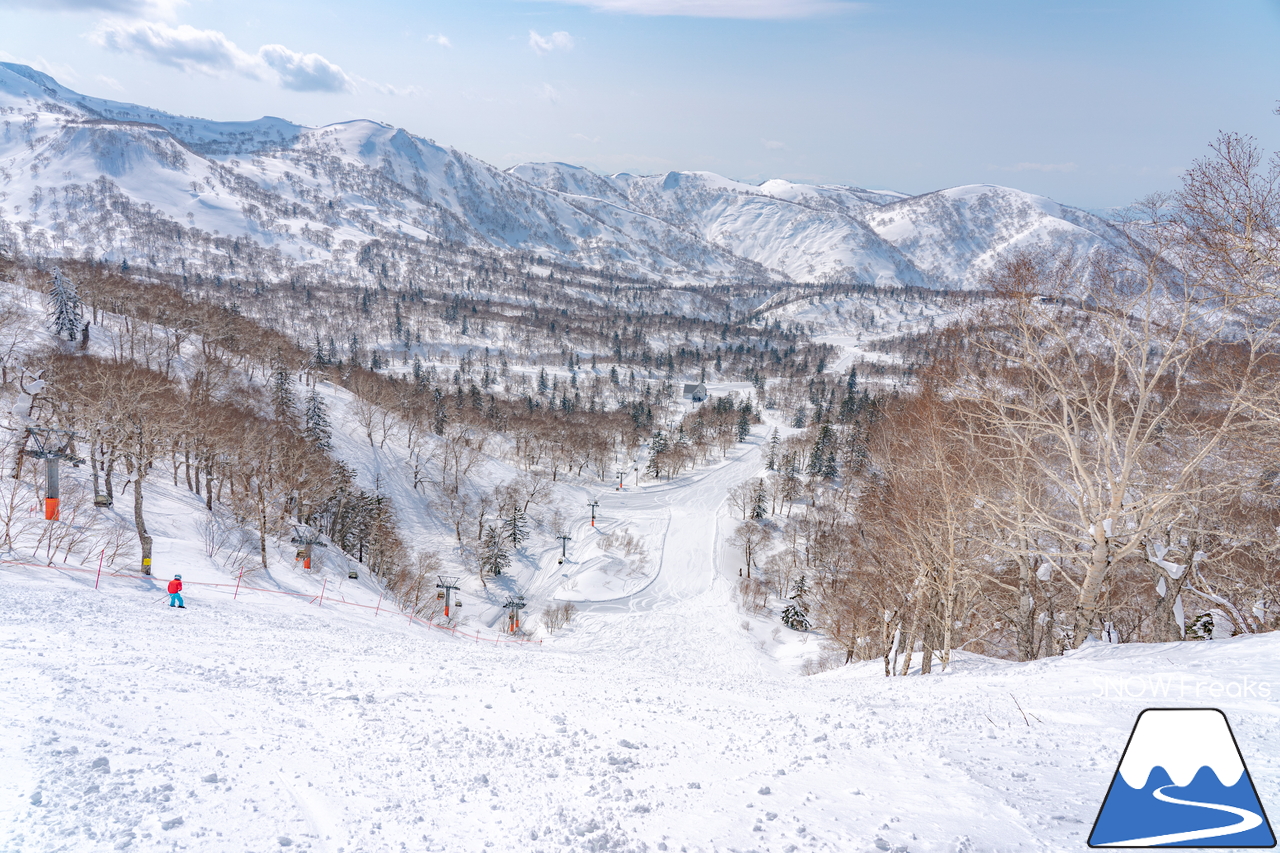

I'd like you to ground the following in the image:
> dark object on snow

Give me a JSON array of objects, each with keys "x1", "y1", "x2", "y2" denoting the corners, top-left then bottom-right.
[
  {"x1": 781, "y1": 602, "x2": 810, "y2": 632},
  {"x1": 93, "y1": 494, "x2": 111, "y2": 507},
  {"x1": 348, "y1": 570, "x2": 358, "y2": 579},
  {"x1": 1187, "y1": 612, "x2": 1214, "y2": 640}
]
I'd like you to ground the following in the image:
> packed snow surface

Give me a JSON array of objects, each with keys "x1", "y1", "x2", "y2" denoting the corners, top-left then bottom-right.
[{"x1": 2, "y1": 442, "x2": 1278, "y2": 852}]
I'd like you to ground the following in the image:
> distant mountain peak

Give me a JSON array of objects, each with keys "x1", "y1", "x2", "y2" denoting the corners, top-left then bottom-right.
[{"x1": 0, "y1": 64, "x2": 1140, "y2": 289}]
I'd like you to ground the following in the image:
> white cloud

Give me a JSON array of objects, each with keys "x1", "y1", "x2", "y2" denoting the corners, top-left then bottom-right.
[
  {"x1": 94, "y1": 21, "x2": 260, "y2": 77},
  {"x1": 0, "y1": 0, "x2": 183, "y2": 17},
  {"x1": 529, "y1": 30, "x2": 574, "y2": 55},
  {"x1": 763, "y1": 139, "x2": 786, "y2": 150},
  {"x1": 427, "y1": 34, "x2": 452, "y2": 48},
  {"x1": 532, "y1": 0, "x2": 858, "y2": 19},
  {"x1": 259, "y1": 44, "x2": 353, "y2": 93},
  {"x1": 92, "y1": 20, "x2": 353, "y2": 93},
  {"x1": 571, "y1": 132, "x2": 600, "y2": 143},
  {"x1": 539, "y1": 82, "x2": 562, "y2": 103}
]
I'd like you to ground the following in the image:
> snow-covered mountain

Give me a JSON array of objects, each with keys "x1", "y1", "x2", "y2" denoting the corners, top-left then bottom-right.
[{"x1": 0, "y1": 62, "x2": 1135, "y2": 289}]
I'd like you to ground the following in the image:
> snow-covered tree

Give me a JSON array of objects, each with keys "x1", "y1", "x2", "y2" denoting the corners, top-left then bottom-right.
[
  {"x1": 750, "y1": 478, "x2": 768, "y2": 520},
  {"x1": 47, "y1": 267, "x2": 82, "y2": 342},
  {"x1": 480, "y1": 524, "x2": 510, "y2": 577},
  {"x1": 645, "y1": 431, "x2": 668, "y2": 479},
  {"x1": 303, "y1": 390, "x2": 333, "y2": 450},
  {"x1": 271, "y1": 357, "x2": 296, "y2": 422},
  {"x1": 502, "y1": 504, "x2": 529, "y2": 548},
  {"x1": 782, "y1": 576, "x2": 811, "y2": 631}
]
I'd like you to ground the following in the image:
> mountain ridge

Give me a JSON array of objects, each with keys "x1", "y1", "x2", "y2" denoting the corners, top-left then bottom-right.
[{"x1": 1, "y1": 63, "x2": 1134, "y2": 289}]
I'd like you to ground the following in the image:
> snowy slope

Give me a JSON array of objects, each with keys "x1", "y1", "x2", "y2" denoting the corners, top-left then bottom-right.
[
  {"x1": 0, "y1": 63, "x2": 759, "y2": 284},
  {"x1": 866, "y1": 184, "x2": 1136, "y2": 289},
  {"x1": 1, "y1": 272, "x2": 1277, "y2": 851},
  {"x1": 511, "y1": 164, "x2": 933, "y2": 286},
  {"x1": 4, "y1": 550, "x2": 1278, "y2": 852},
  {"x1": 1, "y1": 62, "x2": 1140, "y2": 289}
]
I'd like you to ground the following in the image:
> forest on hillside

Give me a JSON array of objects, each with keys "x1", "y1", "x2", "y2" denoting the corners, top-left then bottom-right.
[
  {"x1": 1, "y1": 134, "x2": 1278, "y2": 672},
  {"x1": 733, "y1": 134, "x2": 1280, "y2": 673}
]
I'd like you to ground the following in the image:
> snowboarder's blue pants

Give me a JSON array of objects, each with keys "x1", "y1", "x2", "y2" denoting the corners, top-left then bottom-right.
[{"x1": 169, "y1": 593, "x2": 184, "y2": 607}]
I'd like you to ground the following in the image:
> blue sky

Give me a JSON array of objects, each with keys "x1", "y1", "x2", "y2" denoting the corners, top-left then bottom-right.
[{"x1": 2, "y1": 0, "x2": 1278, "y2": 209}]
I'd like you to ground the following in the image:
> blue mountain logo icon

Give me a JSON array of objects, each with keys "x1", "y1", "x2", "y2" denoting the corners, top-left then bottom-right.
[{"x1": 1090, "y1": 708, "x2": 1275, "y2": 848}]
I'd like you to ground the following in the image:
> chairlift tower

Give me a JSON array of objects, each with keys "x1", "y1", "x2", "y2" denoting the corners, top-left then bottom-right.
[
  {"x1": 556, "y1": 534, "x2": 572, "y2": 559},
  {"x1": 587, "y1": 500, "x2": 599, "y2": 527},
  {"x1": 503, "y1": 594, "x2": 527, "y2": 633},
  {"x1": 290, "y1": 526, "x2": 324, "y2": 571},
  {"x1": 23, "y1": 427, "x2": 83, "y2": 521},
  {"x1": 436, "y1": 575, "x2": 461, "y2": 619}
]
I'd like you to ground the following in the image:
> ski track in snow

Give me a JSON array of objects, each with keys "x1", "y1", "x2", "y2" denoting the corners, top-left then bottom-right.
[{"x1": 1, "y1": 433, "x2": 1279, "y2": 852}]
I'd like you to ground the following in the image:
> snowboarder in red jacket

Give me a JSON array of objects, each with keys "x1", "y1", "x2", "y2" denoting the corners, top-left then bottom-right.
[{"x1": 168, "y1": 575, "x2": 185, "y2": 608}]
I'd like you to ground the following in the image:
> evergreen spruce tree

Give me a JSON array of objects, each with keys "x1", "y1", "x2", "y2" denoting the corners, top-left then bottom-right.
[
  {"x1": 271, "y1": 356, "x2": 297, "y2": 422},
  {"x1": 765, "y1": 428, "x2": 780, "y2": 471},
  {"x1": 48, "y1": 267, "x2": 82, "y2": 341},
  {"x1": 502, "y1": 504, "x2": 529, "y2": 548},
  {"x1": 312, "y1": 334, "x2": 328, "y2": 367},
  {"x1": 781, "y1": 575, "x2": 811, "y2": 631},
  {"x1": 808, "y1": 424, "x2": 834, "y2": 476},
  {"x1": 781, "y1": 602, "x2": 810, "y2": 631},
  {"x1": 480, "y1": 524, "x2": 510, "y2": 576},
  {"x1": 736, "y1": 409, "x2": 751, "y2": 442},
  {"x1": 792, "y1": 405, "x2": 807, "y2": 429},
  {"x1": 303, "y1": 390, "x2": 333, "y2": 450},
  {"x1": 646, "y1": 431, "x2": 669, "y2": 479},
  {"x1": 751, "y1": 478, "x2": 768, "y2": 520},
  {"x1": 821, "y1": 451, "x2": 839, "y2": 480},
  {"x1": 838, "y1": 366, "x2": 860, "y2": 422}
]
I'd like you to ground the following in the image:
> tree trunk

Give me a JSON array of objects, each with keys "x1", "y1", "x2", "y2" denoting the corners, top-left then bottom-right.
[
  {"x1": 104, "y1": 451, "x2": 115, "y2": 504},
  {"x1": 11, "y1": 429, "x2": 29, "y2": 480},
  {"x1": 1149, "y1": 563, "x2": 1191, "y2": 643},
  {"x1": 89, "y1": 439, "x2": 101, "y2": 498},
  {"x1": 1015, "y1": 556, "x2": 1037, "y2": 662},
  {"x1": 256, "y1": 482, "x2": 268, "y2": 569},
  {"x1": 899, "y1": 604, "x2": 919, "y2": 676},
  {"x1": 134, "y1": 469, "x2": 152, "y2": 574},
  {"x1": 920, "y1": 595, "x2": 936, "y2": 676},
  {"x1": 1072, "y1": 536, "x2": 1111, "y2": 647}
]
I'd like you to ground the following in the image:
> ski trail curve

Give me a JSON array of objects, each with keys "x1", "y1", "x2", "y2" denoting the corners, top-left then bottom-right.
[{"x1": 1104, "y1": 784, "x2": 1264, "y2": 847}]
